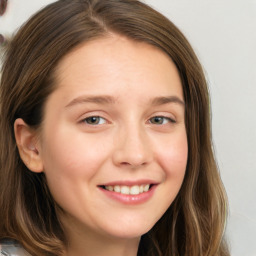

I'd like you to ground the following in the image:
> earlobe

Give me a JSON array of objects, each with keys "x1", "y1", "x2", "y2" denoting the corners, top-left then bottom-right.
[{"x1": 14, "y1": 118, "x2": 44, "y2": 173}]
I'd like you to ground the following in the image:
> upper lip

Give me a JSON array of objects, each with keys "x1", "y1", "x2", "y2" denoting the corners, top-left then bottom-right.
[{"x1": 98, "y1": 179, "x2": 159, "y2": 187}]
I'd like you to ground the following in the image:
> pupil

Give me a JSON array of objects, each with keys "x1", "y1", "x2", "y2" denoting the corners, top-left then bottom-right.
[
  {"x1": 153, "y1": 117, "x2": 163, "y2": 124},
  {"x1": 88, "y1": 117, "x2": 99, "y2": 124}
]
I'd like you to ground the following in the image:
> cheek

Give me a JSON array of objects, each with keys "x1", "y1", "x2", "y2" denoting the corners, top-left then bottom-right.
[
  {"x1": 40, "y1": 130, "x2": 112, "y2": 212},
  {"x1": 40, "y1": 128, "x2": 111, "y2": 184},
  {"x1": 155, "y1": 130, "x2": 188, "y2": 179}
]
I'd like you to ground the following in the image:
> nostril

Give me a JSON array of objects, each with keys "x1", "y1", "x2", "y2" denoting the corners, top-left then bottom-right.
[
  {"x1": 120, "y1": 161, "x2": 147, "y2": 169},
  {"x1": 112, "y1": 136, "x2": 152, "y2": 168},
  {"x1": 121, "y1": 162, "x2": 130, "y2": 166}
]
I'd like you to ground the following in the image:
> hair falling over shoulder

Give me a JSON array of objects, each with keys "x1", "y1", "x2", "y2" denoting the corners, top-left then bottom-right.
[{"x1": 0, "y1": 0, "x2": 230, "y2": 255}]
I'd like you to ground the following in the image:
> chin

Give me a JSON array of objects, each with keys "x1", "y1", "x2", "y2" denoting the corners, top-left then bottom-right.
[{"x1": 103, "y1": 221, "x2": 155, "y2": 240}]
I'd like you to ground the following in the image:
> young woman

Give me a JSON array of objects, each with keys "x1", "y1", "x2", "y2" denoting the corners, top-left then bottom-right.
[{"x1": 0, "y1": 0, "x2": 229, "y2": 255}]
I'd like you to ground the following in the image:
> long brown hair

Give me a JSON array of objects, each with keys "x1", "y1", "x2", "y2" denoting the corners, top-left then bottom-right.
[{"x1": 0, "y1": 0, "x2": 229, "y2": 255}]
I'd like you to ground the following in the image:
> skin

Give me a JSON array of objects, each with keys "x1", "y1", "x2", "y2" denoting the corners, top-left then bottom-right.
[{"x1": 15, "y1": 35, "x2": 188, "y2": 256}]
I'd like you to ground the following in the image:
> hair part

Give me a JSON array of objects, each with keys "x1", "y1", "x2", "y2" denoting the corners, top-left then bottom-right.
[{"x1": 0, "y1": 0, "x2": 229, "y2": 255}]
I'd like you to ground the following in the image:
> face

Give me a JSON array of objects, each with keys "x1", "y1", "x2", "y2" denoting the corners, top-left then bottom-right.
[{"x1": 37, "y1": 35, "x2": 187, "y2": 240}]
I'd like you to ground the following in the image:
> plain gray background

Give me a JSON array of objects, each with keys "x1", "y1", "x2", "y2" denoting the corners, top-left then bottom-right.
[{"x1": 1, "y1": 1, "x2": 256, "y2": 255}]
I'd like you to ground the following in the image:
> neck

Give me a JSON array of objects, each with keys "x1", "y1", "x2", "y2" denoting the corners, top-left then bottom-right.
[
  {"x1": 65, "y1": 236, "x2": 140, "y2": 256},
  {"x1": 61, "y1": 215, "x2": 140, "y2": 256}
]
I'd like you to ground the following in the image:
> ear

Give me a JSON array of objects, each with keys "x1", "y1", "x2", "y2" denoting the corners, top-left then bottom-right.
[{"x1": 14, "y1": 118, "x2": 44, "y2": 173}]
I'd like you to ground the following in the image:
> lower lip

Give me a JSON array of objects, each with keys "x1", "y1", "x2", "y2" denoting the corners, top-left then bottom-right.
[{"x1": 99, "y1": 185, "x2": 157, "y2": 205}]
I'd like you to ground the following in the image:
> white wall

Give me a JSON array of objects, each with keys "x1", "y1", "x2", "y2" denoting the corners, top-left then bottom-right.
[
  {"x1": 146, "y1": 1, "x2": 256, "y2": 256},
  {"x1": 1, "y1": 1, "x2": 256, "y2": 255}
]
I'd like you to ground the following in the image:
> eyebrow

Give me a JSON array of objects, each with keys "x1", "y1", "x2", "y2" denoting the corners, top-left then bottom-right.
[
  {"x1": 150, "y1": 96, "x2": 185, "y2": 107},
  {"x1": 65, "y1": 95, "x2": 116, "y2": 108},
  {"x1": 65, "y1": 95, "x2": 185, "y2": 108}
]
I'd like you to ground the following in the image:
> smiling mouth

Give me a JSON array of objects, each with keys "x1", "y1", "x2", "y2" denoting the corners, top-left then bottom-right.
[{"x1": 99, "y1": 184, "x2": 153, "y2": 195}]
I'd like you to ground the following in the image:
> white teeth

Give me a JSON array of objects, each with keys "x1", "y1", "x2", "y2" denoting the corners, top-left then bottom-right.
[
  {"x1": 114, "y1": 185, "x2": 120, "y2": 193},
  {"x1": 104, "y1": 184, "x2": 151, "y2": 195},
  {"x1": 130, "y1": 185, "x2": 140, "y2": 195},
  {"x1": 106, "y1": 185, "x2": 114, "y2": 191},
  {"x1": 144, "y1": 184, "x2": 150, "y2": 192},
  {"x1": 121, "y1": 186, "x2": 130, "y2": 194}
]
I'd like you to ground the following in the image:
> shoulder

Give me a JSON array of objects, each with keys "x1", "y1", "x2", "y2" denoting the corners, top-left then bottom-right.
[{"x1": 0, "y1": 239, "x2": 30, "y2": 256}]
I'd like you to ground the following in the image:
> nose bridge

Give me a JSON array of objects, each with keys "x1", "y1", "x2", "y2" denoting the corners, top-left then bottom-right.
[{"x1": 113, "y1": 120, "x2": 152, "y2": 168}]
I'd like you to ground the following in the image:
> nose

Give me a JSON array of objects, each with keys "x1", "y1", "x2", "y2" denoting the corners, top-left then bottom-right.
[{"x1": 112, "y1": 124, "x2": 153, "y2": 169}]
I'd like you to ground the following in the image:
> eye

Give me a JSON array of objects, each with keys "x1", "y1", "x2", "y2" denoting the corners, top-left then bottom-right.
[
  {"x1": 149, "y1": 116, "x2": 175, "y2": 125},
  {"x1": 82, "y1": 116, "x2": 107, "y2": 125}
]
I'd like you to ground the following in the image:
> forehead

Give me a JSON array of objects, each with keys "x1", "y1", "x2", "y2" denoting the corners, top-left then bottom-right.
[{"x1": 52, "y1": 35, "x2": 183, "y2": 102}]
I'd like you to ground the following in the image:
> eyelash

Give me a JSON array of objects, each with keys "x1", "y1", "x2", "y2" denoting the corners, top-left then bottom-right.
[
  {"x1": 148, "y1": 116, "x2": 176, "y2": 125},
  {"x1": 81, "y1": 115, "x2": 176, "y2": 126},
  {"x1": 82, "y1": 116, "x2": 107, "y2": 125}
]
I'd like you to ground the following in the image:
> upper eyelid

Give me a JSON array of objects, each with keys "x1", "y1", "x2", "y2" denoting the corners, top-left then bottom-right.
[
  {"x1": 77, "y1": 111, "x2": 178, "y2": 122},
  {"x1": 82, "y1": 116, "x2": 107, "y2": 125},
  {"x1": 81, "y1": 115, "x2": 108, "y2": 122},
  {"x1": 78, "y1": 111, "x2": 110, "y2": 121},
  {"x1": 148, "y1": 116, "x2": 176, "y2": 124},
  {"x1": 148, "y1": 112, "x2": 177, "y2": 120}
]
